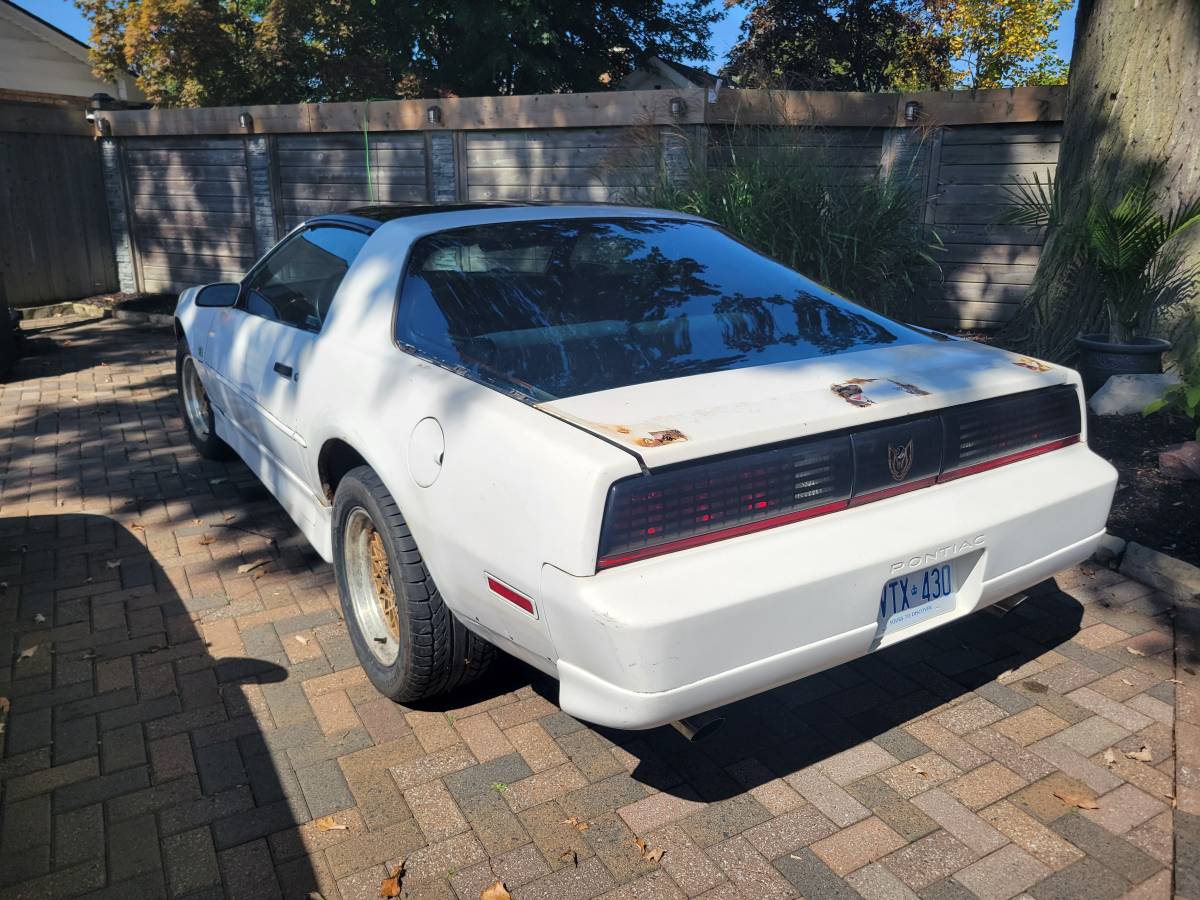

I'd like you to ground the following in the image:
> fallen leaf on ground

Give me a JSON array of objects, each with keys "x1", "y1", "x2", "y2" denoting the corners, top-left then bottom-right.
[
  {"x1": 295, "y1": 635, "x2": 311, "y2": 646},
  {"x1": 910, "y1": 763, "x2": 930, "y2": 779},
  {"x1": 210, "y1": 477, "x2": 227, "y2": 485},
  {"x1": 81, "y1": 650, "x2": 96, "y2": 660},
  {"x1": 1121, "y1": 678, "x2": 1135, "y2": 687},
  {"x1": 131, "y1": 522, "x2": 145, "y2": 530},
  {"x1": 192, "y1": 519, "x2": 203, "y2": 526},
  {"x1": 33, "y1": 613, "x2": 45, "y2": 623},
  {"x1": 1169, "y1": 679, "x2": 1183, "y2": 685},
  {"x1": 1126, "y1": 646, "x2": 1146, "y2": 657},
  {"x1": 106, "y1": 559, "x2": 122, "y2": 568},
  {"x1": 18, "y1": 645, "x2": 38, "y2": 661},
  {"x1": 378, "y1": 862, "x2": 405, "y2": 898},
  {"x1": 237, "y1": 560, "x2": 268, "y2": 575},
  {"x1": 1103, "y1": 748, "x2": 1117, "y2": 768},
  {"x1": 561, "y1": 816, "x2": 589, "y2": 831},
  {"x1": 632, "y1": 838, "x2": 665, "y2": 862},
  {"x1": 1053, "y1": 789, "x2": 1100, "y2": 810},
  {"x1": 480, "y1": 882, "x2": 512, "y2": 900},
  {"x1": 224, "y1": 513, "x2": 236, "y2": 521},
  {"x1": 1125, "y1": 745, "x2": 1153, "y2": 762},
  {"x1": 313, "y1": 815, "x2": 347, "y2": 832},
  {"x1": 199, "y1": 536, "x2": 215, "y2": 546},
  {"x1": 558, "y1": 849, "x2": 578, "y2": 867}
]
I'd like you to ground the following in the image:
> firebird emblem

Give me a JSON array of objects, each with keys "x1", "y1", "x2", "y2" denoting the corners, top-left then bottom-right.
[{"x1": 888, "y1": 439, "x2": 914, "y2": 481}]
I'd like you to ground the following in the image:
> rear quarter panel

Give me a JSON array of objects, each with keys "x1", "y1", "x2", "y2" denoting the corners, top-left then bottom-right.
[{"x1": 299, "y1": 225, "x2": 640, "y2": 671}]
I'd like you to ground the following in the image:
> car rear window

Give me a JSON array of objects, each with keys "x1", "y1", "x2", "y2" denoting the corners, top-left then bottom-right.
[{"x1": 393, "y1": 218, "x2": 928, "y2": 400}]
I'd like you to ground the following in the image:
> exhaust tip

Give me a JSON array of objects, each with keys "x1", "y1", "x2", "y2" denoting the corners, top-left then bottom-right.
[
  {"x1": 985, "y1": 592, "x2": 1029, "y2": 618},
  {"x1": 670, "y1": 711, "x2": 725, "y2": 742}
]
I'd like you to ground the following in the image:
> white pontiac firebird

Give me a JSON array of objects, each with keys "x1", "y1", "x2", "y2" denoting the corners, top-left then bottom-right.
[{"x1": 175, "y1": 203, "x2": 1117, "y2": 731}]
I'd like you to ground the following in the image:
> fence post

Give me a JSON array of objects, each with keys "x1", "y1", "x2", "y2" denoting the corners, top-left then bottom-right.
[
  {"x1": 660, "y1": 126, "x2": 694, "y2": 188},
  {"x1": 98, "y1": 138, "x2": 138, "y2": 293},
  {"x1": 429, "y1": 132, "x2": 458, "y2": 203},
  {"x1": 245, "y1": 136, "x2": 278, "y2": 256}
]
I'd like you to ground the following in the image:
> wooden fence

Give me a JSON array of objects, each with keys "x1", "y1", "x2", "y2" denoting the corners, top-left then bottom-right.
[
  {"x1": 94, "y1": 85, "x2": 1066, "y2": 329},
  {"x1": 0, "y1": 101, "x2": 118, "y2": 307}
]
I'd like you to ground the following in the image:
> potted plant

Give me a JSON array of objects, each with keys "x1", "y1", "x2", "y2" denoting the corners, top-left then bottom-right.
[{"x1": 1003, "y1": 171, "x2": 1200, "y2": 394}]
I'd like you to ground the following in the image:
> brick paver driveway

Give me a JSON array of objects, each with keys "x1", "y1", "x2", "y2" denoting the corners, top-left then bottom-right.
[{"x1": 0, "y1": 317, "x2": 1196, "y2": 900}]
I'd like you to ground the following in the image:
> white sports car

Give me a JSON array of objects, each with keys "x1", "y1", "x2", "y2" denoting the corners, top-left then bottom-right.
[{"x1": 174, "y1": 203, "x2": 1117, "y2": 732}]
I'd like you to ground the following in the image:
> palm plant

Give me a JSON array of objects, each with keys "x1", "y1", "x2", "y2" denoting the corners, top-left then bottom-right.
[{"x1": 1002, "y1": 170, "x2": 1200, "y2": 344}]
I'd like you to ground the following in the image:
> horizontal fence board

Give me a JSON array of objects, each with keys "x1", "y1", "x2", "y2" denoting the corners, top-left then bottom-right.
[
  {"x1": 932, "y1": 223, "x2": 1045, "y2": 245},
  {"x1": 277, "y1": 147, "x2": 427, "y2": 167},
  {"x1": 135, "y1": 221, "x2": 255, "y2": 241},
  {"x1": 133, "y1": 195, "x2": 249, "y2": 215},
  {"x1": 131, "y1": 179, "x2": 250, "y2": 200},
  {"x1": 139, "y1": 249, "x2": 257, "y2": 269},
  {"x1": 466, "y1": 146, "x2": 650, "y2": 168},
  {"x1": 126, "y1": 162, "x2": 255, "y2": 183},
  {"x1": 940, "y1": 262, "x2": 1038, "y2": 285},
  {"x1": 707, "y1": 144, "x2": 882, "y2": 167},
  {"x1": 466, "y1": 127, "x2": 639, "y2": 148},
  {"x1": 467, "y1": 184, "x2": 619, "y2": 202},
  {"x1": 137, "y1": 234, "x2": 258, "y2": 258},
  {"x1": 125, "y1": 147, "x2": 247, "y2": 166},
  {"x1": 936, "y1": 243, "x2": 1043, "y2": 265},
  {"x1": 937, "y1": 183, "x2": 1031, "y2": 205},
  {"x1": 132, "y1": 209, "x2": 251, "y2": 228},
  {"x1": 940, "y1": 123, "x2": 1063, "y2": 145},
  {"x1": 938, "y1": 162, "x2": 1057, "y2": 185},
  {"x1": 276, "y1": 132, "x2": 425, "y2": 151},
  {"x1": 467, "y1": 166, "x2": 651, "y2": 188},
  {"x1": 280, "y1": 192, "x2": 426, "y2": 215},
  {"x1": 141, "y1": 262, "x2": 246, "y2": 284},
  {"x1": 939, "y1": 142, "x2": 1059, "y2": 166},
  {"x1": 281, "y1": 184, "x2": 428, "y2": 204},
  {"x1": 278, "y1": 164, "x2": 426, "y2": 185},
  {"x1": 935, "y1": 280, "x2": 1029, "y2": 304}
]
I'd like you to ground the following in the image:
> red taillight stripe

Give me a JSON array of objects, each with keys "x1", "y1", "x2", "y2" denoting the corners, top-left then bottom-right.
[
  {"x1": 597, "y1": 499, "x2": 849, "y2": 569},
  {"x1": 597, "y1": 434, "x2": 1081, "y2": 570},
  {"x1": 487, "y1": 576, "x2": 536, "y2": 616},
  {"x1": 936, "y1": 435, "x2": 1080, "y2": 483},
  {"x1": 848, "y1": 475, "x2": 939, "y2": 507}
]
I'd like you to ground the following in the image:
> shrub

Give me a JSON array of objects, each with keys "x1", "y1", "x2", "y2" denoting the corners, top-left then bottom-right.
[
  {"x1": 621, "y1": 125, "x2": 942, "y2": 320},
  {"x1": 1144, "y1": 363, "x2": 1200, "y2": 441}
]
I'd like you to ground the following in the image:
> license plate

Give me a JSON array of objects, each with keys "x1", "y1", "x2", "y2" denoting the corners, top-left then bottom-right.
[{"x1": 878, "y1": 563, "x2": 955, "y2": 635}]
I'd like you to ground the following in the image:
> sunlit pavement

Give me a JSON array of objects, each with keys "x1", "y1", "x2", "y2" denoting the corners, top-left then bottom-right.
[{"x1": 0, "y1": 316, "x2": 1195, "y2": 900}]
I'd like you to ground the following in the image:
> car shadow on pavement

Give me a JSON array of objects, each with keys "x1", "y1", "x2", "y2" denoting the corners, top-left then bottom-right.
[{"x1": 0, "y1": 514, "x2": 322, "y2": 899}]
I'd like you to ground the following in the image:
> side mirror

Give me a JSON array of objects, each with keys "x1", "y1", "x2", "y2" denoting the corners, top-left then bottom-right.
[{"x1": 195, "y1": 282, "x2": 240, "y2": 308}]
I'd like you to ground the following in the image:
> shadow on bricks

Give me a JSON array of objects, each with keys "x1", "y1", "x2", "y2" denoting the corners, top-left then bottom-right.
[{"x1": 0, "y1": 515, "x2": 316, "y2": 899}]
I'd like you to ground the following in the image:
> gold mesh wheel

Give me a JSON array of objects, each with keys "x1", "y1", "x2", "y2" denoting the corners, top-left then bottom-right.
[
  {"x1": 343, "y1": 506, "x2": 402, "y2": 665},
  {"x1": 367, "y1": 526, "x2": 400, "y2": 642}
]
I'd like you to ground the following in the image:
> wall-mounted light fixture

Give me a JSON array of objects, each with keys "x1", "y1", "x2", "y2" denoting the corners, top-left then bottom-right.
[
  {"x1": 426, "y1": 105, "x2": 442, "y2": 126},
  {"x1": 238, "y1": 112, "x2": 253, "y2": 130},
  {"x1": 669, "y1": 96, "x2": 686, "y2": 118},
  {"x1": 904, "y1": 100, "x2": 921, "y2": 123}
]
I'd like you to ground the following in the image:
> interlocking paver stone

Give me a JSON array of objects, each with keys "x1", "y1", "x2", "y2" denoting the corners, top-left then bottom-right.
[{"x1": 0, "y1": 319, "x2": 1186, "y2": 900}]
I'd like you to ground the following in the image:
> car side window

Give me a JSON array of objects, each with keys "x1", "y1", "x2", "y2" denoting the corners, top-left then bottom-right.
[{"x1": 241, "y1": 226, "x2": 368, "y2": 331}]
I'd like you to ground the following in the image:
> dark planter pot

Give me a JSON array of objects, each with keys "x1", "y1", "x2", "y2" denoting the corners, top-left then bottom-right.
[{"x1": 1074, "y1": 333, "x2": 1172, "y2": 396}]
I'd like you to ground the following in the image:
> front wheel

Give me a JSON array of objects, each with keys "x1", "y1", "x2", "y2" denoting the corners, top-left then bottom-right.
[
  {"x1": 176, "y1": 341, "x2": 232, "y2": 460},
  {"x1": 332, "y1": 465, "x2": 494, "y2": 702}
]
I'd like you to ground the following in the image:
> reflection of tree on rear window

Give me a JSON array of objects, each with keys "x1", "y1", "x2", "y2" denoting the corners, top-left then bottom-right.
[{"x1": 395, "y1": 219, "x2": 925, "y2": 400}]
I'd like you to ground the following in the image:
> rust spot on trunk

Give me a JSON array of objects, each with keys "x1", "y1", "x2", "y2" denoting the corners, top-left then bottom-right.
[
  {"x1": 635, "y1": 429, "x2": 687, "y2": 447},
  {"x1": 831, "y1": 382, "x2": 873, "y2": 407},
  {"x1": 890, "y1": 379, "x2": 930, "y2": 396},
  {"x1": 1012, "y1": 356, "x2": 1051, "y2": 373}
]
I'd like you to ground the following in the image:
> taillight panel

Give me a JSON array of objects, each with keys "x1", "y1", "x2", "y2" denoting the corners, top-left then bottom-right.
[{"x1": 596, "y1": 385, "x2": 1081, "y2": 570}]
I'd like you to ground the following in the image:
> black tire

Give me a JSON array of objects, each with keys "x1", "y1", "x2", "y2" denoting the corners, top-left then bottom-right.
[
  {"x1": 175, "y1": 339, "x2": 232, "y2": 460},
  {"x1": 332, "y1": 465, "x2": 495, "y2": 702}
]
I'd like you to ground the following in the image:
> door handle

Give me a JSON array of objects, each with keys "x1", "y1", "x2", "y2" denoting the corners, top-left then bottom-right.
[{"x1": 273, "y1": 362, "x2": 293, "y2": 379}]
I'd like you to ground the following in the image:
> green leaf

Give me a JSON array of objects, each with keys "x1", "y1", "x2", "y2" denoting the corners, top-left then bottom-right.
[
  {"x1": 1186, "y1": 384, "x2": 1200, "y2": 409},
  {"x1": 1142, "y1": 398, "x2": 1168, "y2": 416}
]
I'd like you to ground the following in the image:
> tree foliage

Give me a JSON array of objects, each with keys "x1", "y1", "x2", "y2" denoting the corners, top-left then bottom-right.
[
  {"x1": 933, "y1": 0, "x2": 1073, "y2": 88},
  {"x1": 76, "y1": 0, "x2": 723, "y2": 107},
  {"x1": 723, "y1": 0, "x2": 953, "y2": 91},
  {"x1": 724, "y1": 0, "x2": 1072, "y2": 92}
]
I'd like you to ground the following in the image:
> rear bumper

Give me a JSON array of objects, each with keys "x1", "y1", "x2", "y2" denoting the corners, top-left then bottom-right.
[{"x1": 540, "y1": 443, "x2": 1116, "y2": 730}]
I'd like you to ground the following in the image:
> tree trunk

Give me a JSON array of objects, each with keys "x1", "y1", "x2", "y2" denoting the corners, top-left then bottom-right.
[{"x1": 999, "y1": 0, "x2": 1200, "y2": 365}]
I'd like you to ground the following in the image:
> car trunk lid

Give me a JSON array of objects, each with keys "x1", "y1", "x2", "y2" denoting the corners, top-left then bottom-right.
[{"x1": 535, "y1": 340, "x2": 1075, "y2": 467}]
